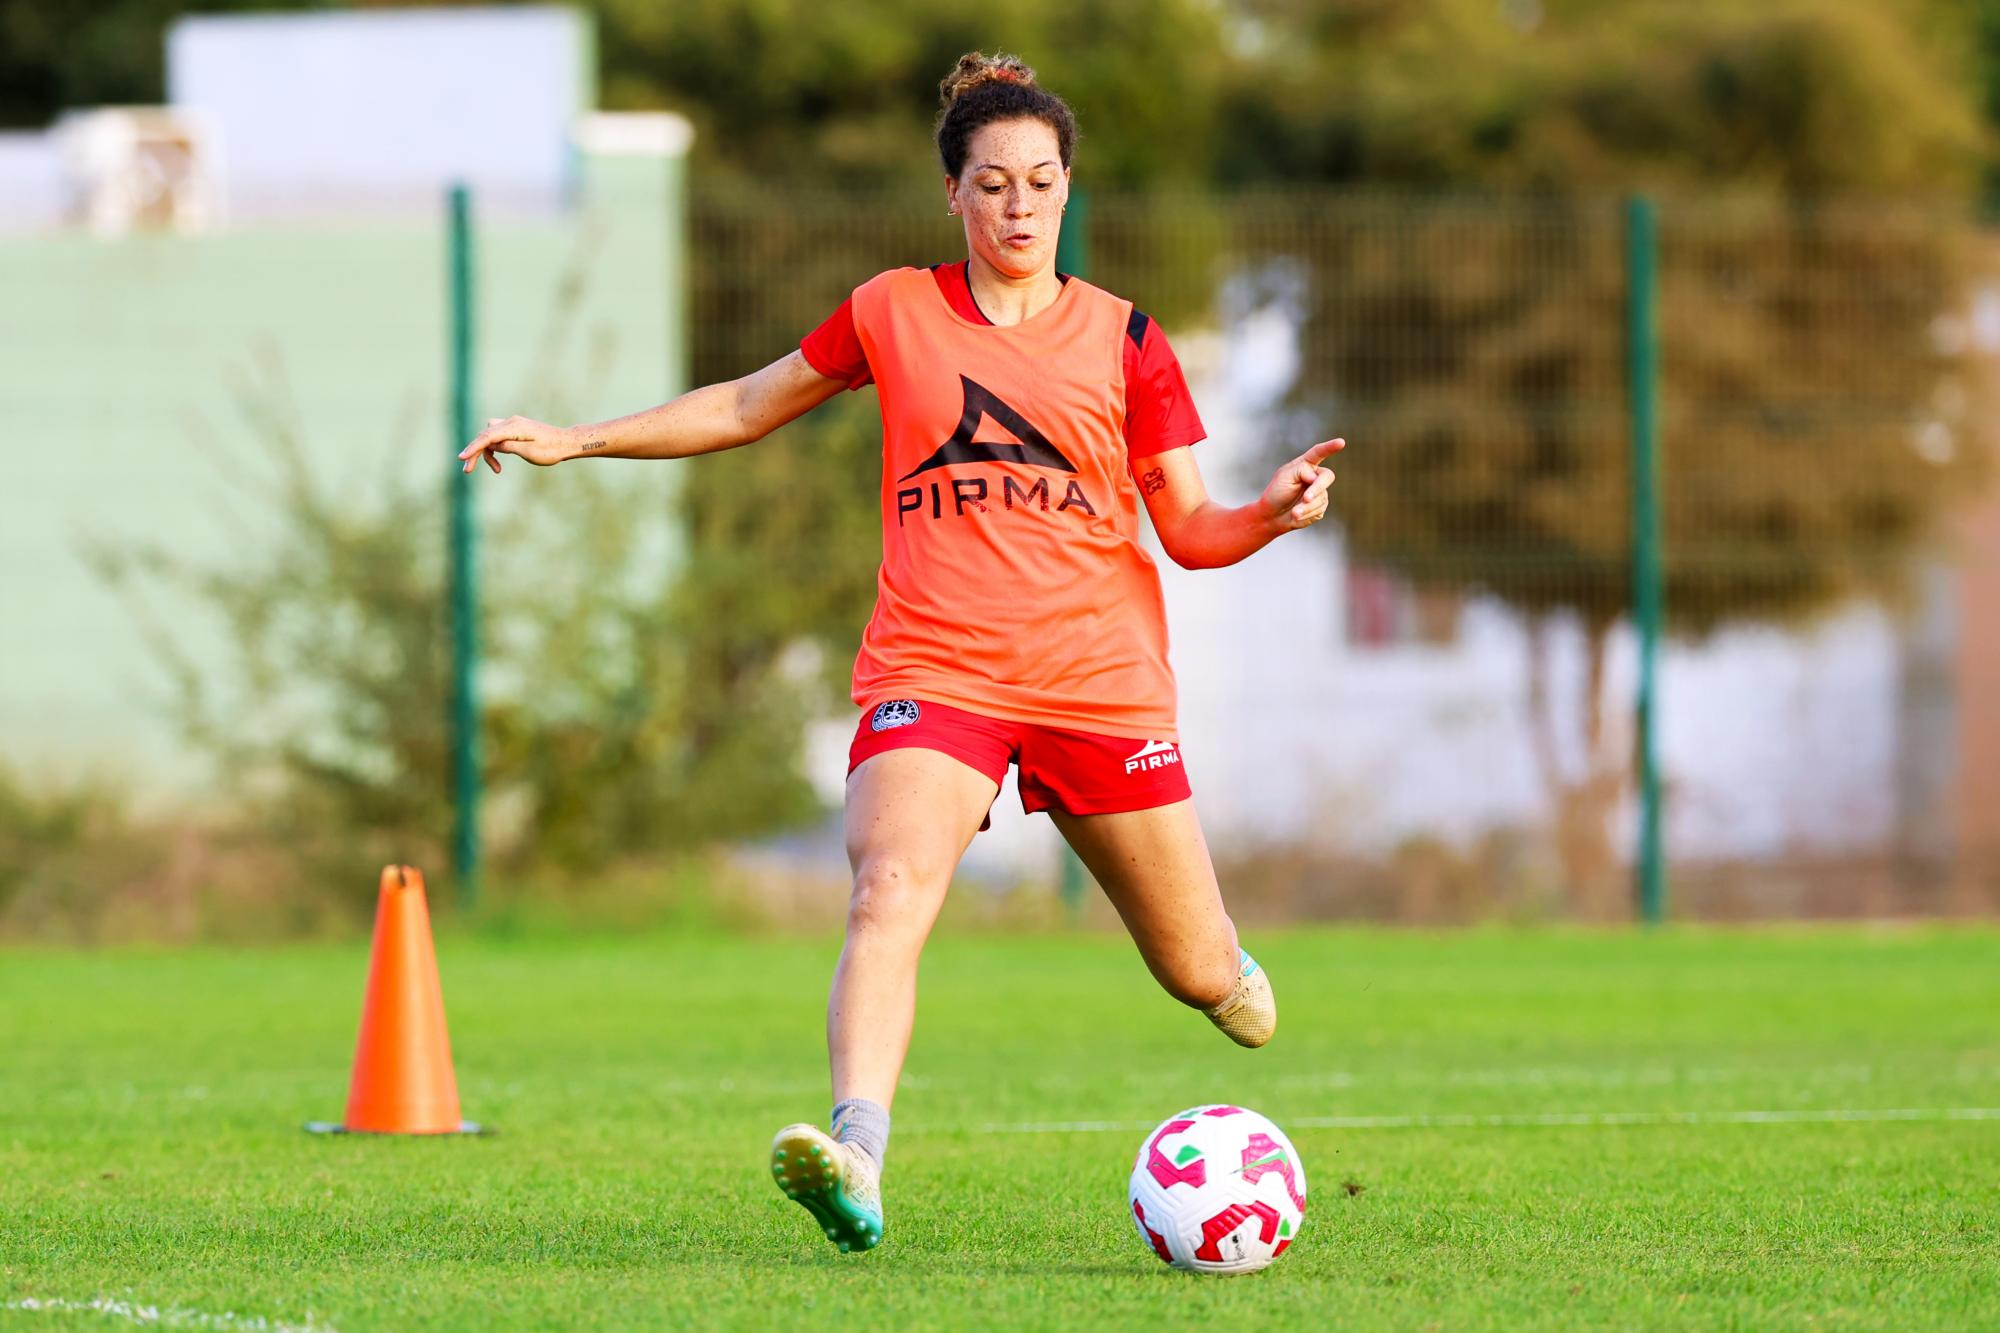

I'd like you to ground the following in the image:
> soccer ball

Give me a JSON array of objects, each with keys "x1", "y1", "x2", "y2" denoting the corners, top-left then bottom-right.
[{"x1": 1127, "y1": 1104, "x2": 1307, "y2": 1274}]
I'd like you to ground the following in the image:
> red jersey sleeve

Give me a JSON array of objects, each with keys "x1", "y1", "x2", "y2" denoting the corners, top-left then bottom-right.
[
  {"x1": 800, "y1": 297, "x2": 874, "y2": 390},
  {"x1": 1123, "y1": 310, "x2": 1205, "y2": 459}
]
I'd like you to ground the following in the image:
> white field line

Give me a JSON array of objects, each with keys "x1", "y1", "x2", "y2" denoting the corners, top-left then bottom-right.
[
  {"x1": 1273, "y1": 1062, "x2": 1902, "y2": 1090},
  {"x1": 973, "y1": 1106, "x2": 2000, "y2": 1134},
  {"x1": 601, "y1": 1062, "x2": 2000, "y2": 1100},
  {"x1": 4, "y1": 1296, "x2": 336, "y2": 1333}
]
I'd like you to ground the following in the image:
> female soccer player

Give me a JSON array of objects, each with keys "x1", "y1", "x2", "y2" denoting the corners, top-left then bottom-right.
[{"x1": 461, "y1": 52, "x2": 1341, "y2": 1253}]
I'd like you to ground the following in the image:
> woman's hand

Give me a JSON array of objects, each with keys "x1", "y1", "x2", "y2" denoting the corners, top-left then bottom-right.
[
  {"x1": 1260, "y1": 438, "x2": 1343, "y2": 533},
  {"x1": 458, "y1": 416, "x2": 578, "y2": 474}
]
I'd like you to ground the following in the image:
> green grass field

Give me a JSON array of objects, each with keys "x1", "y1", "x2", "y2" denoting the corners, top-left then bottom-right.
[{"x1": 3, "y1": 925, "x2": 1996, "y2": 1331}]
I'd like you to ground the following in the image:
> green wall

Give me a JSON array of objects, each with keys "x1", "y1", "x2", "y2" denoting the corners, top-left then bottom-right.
[{"x1": 1, "y1": 152, "x2": 684, "y2": 805}]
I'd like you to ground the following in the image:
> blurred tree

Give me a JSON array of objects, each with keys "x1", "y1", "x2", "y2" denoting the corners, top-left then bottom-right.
[
  {"x1": 4, "y1": 0, "x2": 1993, "y2": 189},
  {"x1": 0, "y1": 0, "x2": 308, "y2": 128},
  {"x1": 1222, "y1": 0, "x2": 1990, "y2": 911},
  {"x1": 596, "y1": 0, "x2": 1227, "y2": 188},
  {"x1": 1970, "y1": 0, "x2": 2000, "y2": 210},
  {"x1": 1218, "y1": 0, "x2": 1986, "y2": 192}
]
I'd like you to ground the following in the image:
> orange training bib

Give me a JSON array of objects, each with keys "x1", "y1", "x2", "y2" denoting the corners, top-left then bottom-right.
[{"x1": 848, "y1": 267, "x2": 1177, "y2": 740}]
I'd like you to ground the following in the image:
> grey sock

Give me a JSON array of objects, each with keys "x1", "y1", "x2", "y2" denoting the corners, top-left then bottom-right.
[{"x1": 830, "y1": 1097, "x2": 890, "y2": 1173}]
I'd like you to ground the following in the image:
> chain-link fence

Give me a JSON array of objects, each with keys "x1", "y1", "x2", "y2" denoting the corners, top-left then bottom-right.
[
  {"x1": 693, "y1": 188, "x2": 2000, "y2": 920},
  {"x1": 6, "y1": 185, "x2": 1995, "y2": 931}
]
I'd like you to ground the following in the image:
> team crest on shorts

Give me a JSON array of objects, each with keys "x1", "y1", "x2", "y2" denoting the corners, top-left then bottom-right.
[{"x1": 871, "y1": 700, "x2": 922, "y2": 732}]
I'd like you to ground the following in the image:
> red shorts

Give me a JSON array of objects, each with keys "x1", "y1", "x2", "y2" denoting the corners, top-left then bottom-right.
[{"x1": 847, "y1": 698, "x2": 1192, "y2": 820}]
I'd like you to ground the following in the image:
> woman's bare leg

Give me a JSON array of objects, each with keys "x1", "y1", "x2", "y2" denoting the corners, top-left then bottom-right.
[
  {"x1": 829, "y1": 747, "x2": 998, "y2": 1110},
  {"x1": 1050, "y1": 798, "x2": 1240, "y2": 1010}
]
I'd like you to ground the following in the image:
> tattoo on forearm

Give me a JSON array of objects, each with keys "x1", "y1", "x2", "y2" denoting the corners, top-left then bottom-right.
[
  {"x1": 1140, "y1": 467, "x2": 1166, "y2": 495},
  {"x1": 580, "y1": 439, "x2": 609, "y2": 452}
]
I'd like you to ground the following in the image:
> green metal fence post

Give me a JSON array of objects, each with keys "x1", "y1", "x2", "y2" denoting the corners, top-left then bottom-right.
[
  {"x1": 1055, "y1": 187, "x2": 1090, "y2": 918},
  {"x1": 1055, "y1": 186, "x2": 1089, "y2": 279},
  {"x1": 448, "y1": 182, "x2": 481, "y2": 907},
  {"x1": 663, "y1": 135, "x2": 690, "y2": 397},
  {"x1": 1625, "y1": 194, "x2": 1666, "y2": 925}
]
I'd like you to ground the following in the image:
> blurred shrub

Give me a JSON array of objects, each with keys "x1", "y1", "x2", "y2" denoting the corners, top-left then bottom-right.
[
  {"x1": 0, "y1": 762, "x2": 344, "y2": 943},
  {"x1": 0, "y1": 764, "x2": 131, "y2": 940},
  {"x1": 86, "y1": 356, "x2": 830, "y2": 902}
]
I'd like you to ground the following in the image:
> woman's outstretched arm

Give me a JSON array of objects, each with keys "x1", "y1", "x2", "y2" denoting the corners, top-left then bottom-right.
[
  {"x1": 458, "y1": 349, "x2": 847, "y2": 474},
  {"x1": 1136, "y1": 438, "x2": 1343, "y2": 570}
]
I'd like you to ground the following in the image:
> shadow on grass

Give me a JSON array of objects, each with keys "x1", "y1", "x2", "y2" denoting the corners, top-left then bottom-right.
[{"x1": 728, "y1": 1250, "x2": 1196, "y2": 1280}]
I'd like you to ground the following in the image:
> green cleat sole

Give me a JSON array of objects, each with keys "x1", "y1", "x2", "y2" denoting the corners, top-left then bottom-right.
[{"x1": 770, "y1": 1124, "x2": 883, "y2": 1253}]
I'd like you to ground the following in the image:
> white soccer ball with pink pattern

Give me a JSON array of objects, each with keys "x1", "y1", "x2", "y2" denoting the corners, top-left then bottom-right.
[{"x1": 1127, "y1": 1104, "x2": 1308, "y2": 1274}]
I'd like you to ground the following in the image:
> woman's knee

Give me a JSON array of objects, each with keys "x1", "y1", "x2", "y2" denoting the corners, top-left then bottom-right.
[{"x1": 846, "y1": 854, "x2": 950, "y2": 936}]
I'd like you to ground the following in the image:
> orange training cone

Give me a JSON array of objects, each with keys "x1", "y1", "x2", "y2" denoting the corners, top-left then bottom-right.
[{"x1": 306, "y1": 865, "x2": 479, "y2": 1135}]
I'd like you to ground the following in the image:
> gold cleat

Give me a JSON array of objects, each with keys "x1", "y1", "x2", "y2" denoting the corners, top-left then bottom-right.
[{"x1": 1205, "y1": 949, "x2": 1277, "y2": 1048}]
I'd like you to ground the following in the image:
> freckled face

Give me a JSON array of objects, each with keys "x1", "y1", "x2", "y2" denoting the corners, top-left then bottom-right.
[{"x1": 947, "y1": 119, "x2": 1069, "y2": 279}]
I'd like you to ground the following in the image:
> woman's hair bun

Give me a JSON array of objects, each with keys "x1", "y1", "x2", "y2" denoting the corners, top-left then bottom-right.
[
  {"x1": 932, "y1": 49, "x2": 1074, "y2": 176},
  {"x1": 939, "y1": 51, "x2": 1036, "y2": 108}
]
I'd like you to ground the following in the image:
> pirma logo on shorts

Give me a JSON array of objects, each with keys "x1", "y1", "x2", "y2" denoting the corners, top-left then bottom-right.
[
  {"x1": 1124, "y1": 740, "x2": 1181, "y2": 775},
  {"x1": 872, "y1": 700, "x2": 922, "y2": 732}
]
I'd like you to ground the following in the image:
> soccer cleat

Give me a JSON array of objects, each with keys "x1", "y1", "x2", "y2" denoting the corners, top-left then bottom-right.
[
  {"x1": 1205, "y1": 948, "x2": 1277, "y2": 1048},
  {"x1": 770, "y1": 1122, "x2": 884, "y2": 1252}
]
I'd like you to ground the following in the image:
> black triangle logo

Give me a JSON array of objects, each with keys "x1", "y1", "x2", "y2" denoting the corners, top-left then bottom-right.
[{"x1": 898, "y1": 376, "x2": 1078, "y2": 480}]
